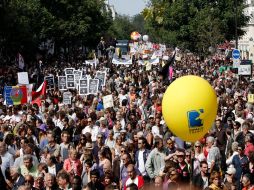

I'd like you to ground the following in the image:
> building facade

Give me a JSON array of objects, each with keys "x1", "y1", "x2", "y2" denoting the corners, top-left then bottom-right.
[{"x1": 238, "y1": 0, "x2": 254, "y2": 62}]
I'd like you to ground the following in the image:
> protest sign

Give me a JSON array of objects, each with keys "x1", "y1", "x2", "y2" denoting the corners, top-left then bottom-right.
[
  {"x1": 88, "y1": 79, "x2": 99, "y2": 94},
  {"x1": 248, "y1": 94, "x2": 254, "y2": 103},
  {"x1": 58, "y1": 76, "x2": 67, "y2": 90},
  {"x1": 44, "y1": 76, "x2": 55, "y2": 90},
  {"x1": 95, "y1": 71, "x2": 107, "y2": 86},
  {"x1": 65, "y1": 68, "x2": 74, "y2": 75},
  {"x1": 74, "y1": 70, "x2": 82, "y2": 82},
  {"x1": 103, "y1": 95, "x2": 114, "y2": 109},
  {"x1": 79, "y1": 79, "x2": 88, "y2": 95},
  {"x1": 18, "y1": 72, "x2": 29, "y2": 85},
  {"x1": 66, "y1": 74, "x2": 75, "y2": 89},
  {"x1": 238, "y1": 65, "x2": 252, "y2": 75},
  {"x1": 112, "y1": 56, "x2": 132, "y2": 65},
  {"x1": 146, "y1": 62, "x2": 152, "y2": 71},
  {"x1": 63, "y1": 92, "x2": 72, "y2": 105}
]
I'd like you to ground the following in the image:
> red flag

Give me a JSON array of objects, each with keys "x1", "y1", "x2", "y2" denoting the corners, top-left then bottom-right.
[{"x1": 32, "y1": 81, "x2": 47, "y2": 107}]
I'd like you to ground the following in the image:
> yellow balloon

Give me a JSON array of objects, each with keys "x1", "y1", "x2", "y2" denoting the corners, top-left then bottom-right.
[{"x1": 162, "y1": 75, "x2": 218, "y2": 142}]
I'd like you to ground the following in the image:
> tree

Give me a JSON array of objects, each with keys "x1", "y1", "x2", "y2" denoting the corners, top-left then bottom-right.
[
  {"x1": 143, "y1": 0, "x2": 249, "y2": 54},
  {"x1": 0, "y1": 0, "x2": 113, "y2": 63}
]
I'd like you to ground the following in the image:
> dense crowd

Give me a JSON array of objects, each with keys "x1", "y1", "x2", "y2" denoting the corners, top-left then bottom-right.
[{"x1": 0, "y1": 48, "x2": 254, "y2": 190}]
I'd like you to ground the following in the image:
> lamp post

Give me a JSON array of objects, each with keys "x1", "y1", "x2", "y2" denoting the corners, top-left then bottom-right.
[{"x1": 234, "y1": 0, "x2": 238, "y2": 49}]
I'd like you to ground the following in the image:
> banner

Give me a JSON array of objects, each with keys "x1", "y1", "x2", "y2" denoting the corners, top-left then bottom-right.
[
  {"x1": 88, "y1": 79, "x2": 99, "y2": 94},
  {"x1": 44, "y1": 76, "x2": 55, "y2": 90},
  {"x1": 112, "y1": 56, "x2": 132, "y2": 65},
  {"x1": 18, "y1": 72, "x2": 29, "y2": 85},
  {"x1": 138, "y1": 57, "x2": 160, "y2": 66},
  {"x1": 58, "y1": 76, "x2": 67, "y2": 90},
  {"x1": 85, "y1": 59, "x2": 99, "y2": 65},
  {"x1": 63, "y1": 92, "x2": 72, "y2": 105},
  {"x1": 65, "y1": 68, "x2": 74, "y2": 75},
  {"x1": 4, "y1": 86, "x2": 28, "y2": 105},
  {"x1": 103, "y1": 95, "x2": 114, "y2": 109},
  {"x1": 66, "y1": 74, "x2": 75, "y2": 89},
  {"x1": 79, "y1": 79, "x2": 88, "y2": 95}
]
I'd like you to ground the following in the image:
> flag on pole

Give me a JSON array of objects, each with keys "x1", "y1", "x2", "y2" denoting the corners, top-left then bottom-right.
[
  {"x1": 32, "y1": 81, "x2": 47, "y2": 106},
  {"x1": 4, "y1": 86, "x2": 28, "y2": 105}
]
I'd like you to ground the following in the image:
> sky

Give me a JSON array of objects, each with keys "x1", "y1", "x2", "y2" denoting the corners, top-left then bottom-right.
[{"x1": 109, "y1": 0, "x2": 148, "y2": 16}]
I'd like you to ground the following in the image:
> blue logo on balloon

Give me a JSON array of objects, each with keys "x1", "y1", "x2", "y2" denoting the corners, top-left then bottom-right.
[{"x1": 187, "y1": 109, "x2": 204, "y2": 128}]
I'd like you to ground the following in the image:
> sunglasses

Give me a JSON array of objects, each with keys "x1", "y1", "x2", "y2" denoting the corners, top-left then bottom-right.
[
  {"x1": 195, "y1": 146, "x2": 201, "y2": 148},
  {"x1": 177, "y1": 155, "x2": 184, "y2": 157}
]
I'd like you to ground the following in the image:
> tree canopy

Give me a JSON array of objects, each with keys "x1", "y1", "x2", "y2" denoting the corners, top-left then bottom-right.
[
  {"x1": 142, "y1": 0, "x2": 250, "y2": 54},
  {"x1": 0, "y1": 0, "x2": 112, "y2": 63}
]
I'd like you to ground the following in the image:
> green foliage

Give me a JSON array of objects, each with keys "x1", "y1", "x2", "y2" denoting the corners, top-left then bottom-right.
[
  {"x1": 143, "y1": 0, "x2": 249, "y2": 54},
  {"x1": 0, "y1": 0, "x2": 112, "y2": 62},
  {"x1": 107, "y1": 14, "x2": 147, "y2": 40}
]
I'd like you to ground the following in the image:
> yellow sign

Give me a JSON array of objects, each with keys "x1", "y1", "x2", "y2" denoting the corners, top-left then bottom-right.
[{"x1": 248, "y1": 94, "x2": 254, "y2": 103}]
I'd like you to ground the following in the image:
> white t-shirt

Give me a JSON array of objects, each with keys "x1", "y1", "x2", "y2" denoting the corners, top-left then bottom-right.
[
  {"x1": 82, "y1": 125, "x2": 99, "y2": 142},
  {"x1": 138, "y1": 150, "x2": 146, "y2": 176}
]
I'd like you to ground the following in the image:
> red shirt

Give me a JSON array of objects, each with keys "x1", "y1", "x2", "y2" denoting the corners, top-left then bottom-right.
[
  {"x1": 124, "y1": 175, "x2": 144, "y2": 190},
  {"x1": 245, "y1": 142, "x2": 254, "y2": 158}
]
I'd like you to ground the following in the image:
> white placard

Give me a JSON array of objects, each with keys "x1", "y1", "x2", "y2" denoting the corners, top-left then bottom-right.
[
  {"x1": 103, "y1": 95, "x2": 114, "y2": 109},
  {"x1": 63, "y1": 92, "x2": 72, "y2": 105},
  {"x1": 65, "y1": 68, "x2": 74, "y2": 75},
  {"x1": 18, "y1": 72, "x2": 29, "y2": 85},
  {"x1": 238, "y1": 65, "x2": 252, "y2": 75}
]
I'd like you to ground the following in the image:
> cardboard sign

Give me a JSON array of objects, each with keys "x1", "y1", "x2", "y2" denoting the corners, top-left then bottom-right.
[
  {"x1": 238, "y1": 65, "x2": 252, "y2": 75},
  {"x1": 88, "y1": 79, "x2": 99, "y2": 94},
  {"x1": 58, "y1": 76, "x2": 67, "y2": 90},
  {"x1": 248, "y1": 94, "x2": 254, "y2": 103},
  {"x1": 66, "y1": 74, "x2": 75, "y2": 89},
  {"x1": 44, "y1": 76, "x2": 55, "y2": 89},
  {"x1": 79, "y1": 79, "x2": 88, "y2": 95},
  {"x1": 103, "y1": 95, "x2": 114, "y2": 109},
  {"x1": 63, "y1": 91, "x2": 72, "y2": 105},
  {"x1": 18, "y1": 72, "x2": 29, "y2": 85},
  {"x1": 65, "y1": 68, "x2": 74, "y2": 75},
  {"x1": 95, "y1": 71, "x2": 107, "y2": 86}
]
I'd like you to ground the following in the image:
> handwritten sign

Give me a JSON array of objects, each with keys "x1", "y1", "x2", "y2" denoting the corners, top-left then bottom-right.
[
  {"x1": 103, "y1": 95, "x2": 114, "y2": 109},
  {"x1": 18, "y1": 72, "x2": 29, "y2": 85}
]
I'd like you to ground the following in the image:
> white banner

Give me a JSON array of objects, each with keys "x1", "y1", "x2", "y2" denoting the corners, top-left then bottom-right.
[{"x1": 63, "y1": 92, "x2": 72, "y2": 105}]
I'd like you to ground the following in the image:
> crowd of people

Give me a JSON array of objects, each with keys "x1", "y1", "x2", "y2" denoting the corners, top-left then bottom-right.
[{"x1": 0, "y1": 47, "x2": 254, "y2": 190}]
